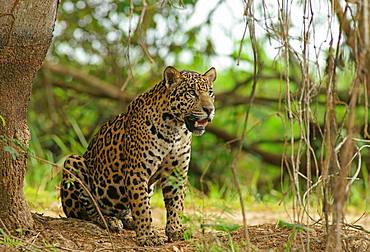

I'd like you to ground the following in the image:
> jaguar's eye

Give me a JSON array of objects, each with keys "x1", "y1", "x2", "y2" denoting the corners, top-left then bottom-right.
[
  {"x1": 209, "y1": 90, "x2": 214, "y2": 96},
  {"x1": 188, "y1": 90, "x2": 196, "y2": 97}
]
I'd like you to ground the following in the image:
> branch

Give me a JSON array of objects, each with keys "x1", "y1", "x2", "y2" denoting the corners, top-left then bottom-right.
[
  {"x1": 330, "y1": 0, "x2": 354, "y2": 50},
  {"x1": 217, "y1": 87, "x2": 356, "y2": 109},
  {"x1": 52, "y1": 81, "x2": 120, "y2": 100},
  {"x1": 43, "y1": 63, "x2": 132, "y2": 103},
  {"x1": 206, "y1": 125, "x2": 283, "y2": 166},
  {"x1": 216, "y1": 93, "x2": 279, "y2": 108}
]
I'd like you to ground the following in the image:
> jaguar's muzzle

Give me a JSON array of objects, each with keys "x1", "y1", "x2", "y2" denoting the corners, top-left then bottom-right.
[{"x1": 184, "y1": 115, "x2": 211, "y2": 136}]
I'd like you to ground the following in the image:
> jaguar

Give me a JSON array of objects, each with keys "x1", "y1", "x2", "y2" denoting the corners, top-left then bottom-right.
[{"x1": 60, "y1": 66, "x2": 216, "y2": 246}]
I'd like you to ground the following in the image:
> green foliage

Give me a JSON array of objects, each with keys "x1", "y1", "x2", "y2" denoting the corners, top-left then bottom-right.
[
  {"x1": 3, "y1": 146, "x2": 18, "y2": 160},
  {"x1": 0, "y1": 114, "x2": 5, "y2": 127},
  {"x1": 201, "y1": 222, "x2": 241, "y2": 232},
  {"x1": 24, "y1": 187, "x2": 59, "y2": 212},
  {"x1": 276, "y1": 220, "x2": 310, "y2": 251},
  {"x1": 181, "y1": 209, "x2": 245, "y2": 252},
  {"x1": 0, "y1": 228, "x2": 59, "y2": 251},
  {"x1": 194, "y1": 233, "x2": 252, "y2": 252},
  {"x1": 0, "y1": 229, "x2": 24, "y2": 248},
  {"x1": 24, "y1": 1, "x2": 369, "y2": 219},
  {"x1": 276, "y1": 220, "x2": 309, "y2": 232}
]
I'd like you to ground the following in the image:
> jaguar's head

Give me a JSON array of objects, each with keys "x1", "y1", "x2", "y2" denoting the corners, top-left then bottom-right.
[{"x1": 164, "y1": 66, "x2": 217, "y2": 136}]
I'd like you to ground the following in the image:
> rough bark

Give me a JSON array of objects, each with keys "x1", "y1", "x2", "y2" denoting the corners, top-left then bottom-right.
[{"x1": 0, "y1": 0, "x2": 58, "y2": 232}]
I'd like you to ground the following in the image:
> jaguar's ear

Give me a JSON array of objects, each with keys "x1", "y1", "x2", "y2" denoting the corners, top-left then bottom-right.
[
  {"x1": 203, "y1": 67, "x2": 217, "y2": 84},
  {"x1": 164, "y1": 66, "x2": 181, "y2": 88}
]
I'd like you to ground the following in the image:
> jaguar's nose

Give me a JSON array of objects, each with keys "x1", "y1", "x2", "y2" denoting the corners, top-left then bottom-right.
[{"x1": 202, "y1": 106, "x2": 214, "y2": 116}]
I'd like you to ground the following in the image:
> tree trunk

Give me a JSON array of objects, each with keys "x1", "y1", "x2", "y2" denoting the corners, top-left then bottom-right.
[{"x1": 0, "y1": 0, "x2": 58, "y2": 232}]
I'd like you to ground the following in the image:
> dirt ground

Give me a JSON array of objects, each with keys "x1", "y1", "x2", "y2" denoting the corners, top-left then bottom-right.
[{"x1": 1, "y1": 213, "x2": 368, "y2": 252}]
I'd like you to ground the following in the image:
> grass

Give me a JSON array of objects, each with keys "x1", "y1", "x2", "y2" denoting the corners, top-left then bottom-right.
[
  {"x1": 24, "y1": 136, "x2": 369, "y2": 215},
  {"x1": 23, "y1": 158, "x2": 369, "y2": 219},
  {"x1": 0, "y1": 229, "x2": 24, "y2": 248},
  {"x1": 15, "y1": 171, "x2": 370, "y2": 251},
  {"x1": 22, "y1": 141, "x2": 369, "y2": 251},
  {"x1": 0, "y1": 228, "x2": 60, "y2": 252},
  {"x1": 23, "y1": 109, "x2": 369, "y2": 228},
  {"x1": 24, "y1": 186, "x2": 60, "y2": 213}
]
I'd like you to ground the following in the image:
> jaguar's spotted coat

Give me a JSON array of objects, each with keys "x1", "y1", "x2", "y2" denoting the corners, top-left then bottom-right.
[{"x1": 60, "y1": 66, "x2": 216, "y2": 246}]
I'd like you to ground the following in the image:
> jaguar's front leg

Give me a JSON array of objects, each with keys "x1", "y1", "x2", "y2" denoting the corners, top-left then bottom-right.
[
  {"x1": 126, "y1": 170, "x2": 164, "y2": 246},
  {"x1": 162, "y1": 167, "x2": 188, "y2": 241}
]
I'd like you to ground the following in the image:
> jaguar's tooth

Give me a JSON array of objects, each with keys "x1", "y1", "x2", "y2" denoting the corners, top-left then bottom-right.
[{"x1": 194, "y1": 121, "x2": 198, "y2": 127}]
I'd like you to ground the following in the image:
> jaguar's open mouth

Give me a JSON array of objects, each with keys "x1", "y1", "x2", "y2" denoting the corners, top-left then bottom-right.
[{"x1": 185, "y1": 116, "x2": 211, "y2": 136}]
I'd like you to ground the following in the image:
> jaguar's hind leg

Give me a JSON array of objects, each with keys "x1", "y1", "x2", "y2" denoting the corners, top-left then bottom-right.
[
  {"x1": 61, "y1": 154, "x2": 93, "y2": 219},
  {"x1": 61, "y1": 155, "x2": 124, "y2": 231}
]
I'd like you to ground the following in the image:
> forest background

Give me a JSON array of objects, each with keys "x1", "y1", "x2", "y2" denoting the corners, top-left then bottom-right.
[{"x1": 7, "y1": 0, "x2": 369, "y2": 250}]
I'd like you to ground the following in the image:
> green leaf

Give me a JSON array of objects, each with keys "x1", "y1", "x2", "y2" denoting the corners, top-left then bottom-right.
[
  {"x1": 276, "y1": 220, "x2": 310, "y2": 232},
  {"x1": 213, "y1": 223, "x2": 241, "y2": 232},
  {"x1": 0, "y1": 228, "x2": 24, "y2": 248},
  {"x1": 0, "y1": 114, "x2": 5, "y2": 127},
  {"x1": 3, "y1": 146, "x2": 19, "y2": 160},
  {"x1": 183, "y1": 228, "x2": 192, "y2": 240},
  {"x1": 201, "y1": 223, "x2": 241, "y2": 232}
]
